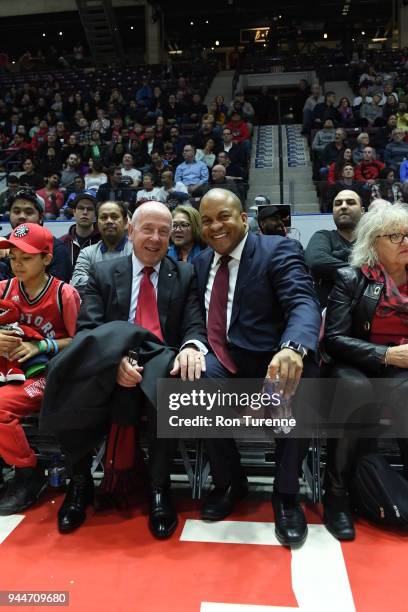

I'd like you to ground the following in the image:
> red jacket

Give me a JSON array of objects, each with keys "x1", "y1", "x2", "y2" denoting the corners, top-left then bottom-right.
[{"x1": 355, "y1": 160, "x2": 385, "y2": 182}]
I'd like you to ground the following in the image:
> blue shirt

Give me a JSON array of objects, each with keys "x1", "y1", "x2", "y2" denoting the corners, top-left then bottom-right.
[
  {"x1": 174, "y1": 160, "x2": 209, "y2": 186},
  {"x1": 167, "y1": 243, "x2": 202, "y2": 263}
]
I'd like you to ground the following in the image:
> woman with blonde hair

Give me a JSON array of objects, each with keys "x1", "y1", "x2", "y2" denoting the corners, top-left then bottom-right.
[{"x1": 323, "y1": 202, "x2": 408, "y2": 541}]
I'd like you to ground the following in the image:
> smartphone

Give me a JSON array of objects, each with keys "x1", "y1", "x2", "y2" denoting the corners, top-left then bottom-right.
[{"x1": 127, "y1": 350, "x2": 140, "y2": 366}]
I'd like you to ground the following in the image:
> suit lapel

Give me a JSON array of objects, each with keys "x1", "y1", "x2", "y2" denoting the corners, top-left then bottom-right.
[
  {"x1": 230, "y1": 232, "x2": 256, "y2": 328},
  {"x1": 114, "y1": 255, "x2": 133, "y2": 320},
  {"x1": 157, "y1": 257, "x2": 177, "y2": 332}
]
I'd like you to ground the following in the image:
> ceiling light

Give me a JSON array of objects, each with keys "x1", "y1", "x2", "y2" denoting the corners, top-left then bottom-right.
[
  {"x1": 42, "y1": 33, "x2": 46, "y2": 37},
  {"x1": 205, "y1": 20, "x2": 209, "y2": 24},
  {"x1": 361, "y1": 30, "x2": 365, "y2": 35},
  {"x1": 59, "y1": 31, "x2": 63, "y2": 36},
  {"x1": 190, "y1": 21, "x2": 194, "y2": 26},
  {"x1": 130, "y1": 26, "x2": 134, "y2": 30},
  {"x1": 215, "y1": 40, "x2": 220, "y2": 46},
  {"x1": 323, "y1": 33, "x2": 328, "y2": 39}
]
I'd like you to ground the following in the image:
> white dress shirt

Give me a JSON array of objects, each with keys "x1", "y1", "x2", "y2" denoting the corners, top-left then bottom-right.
[
  {"x1": 204, "y1": 232, "x2": 249, "y2": 334},
  {"x1": 128, "y1": 253, "x2": 206, "y2": 353}
]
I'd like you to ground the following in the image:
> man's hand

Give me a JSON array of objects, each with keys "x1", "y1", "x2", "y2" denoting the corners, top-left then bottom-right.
[
  {"x1": 170, "y1": 347, "x2": 206, "y2": 381},
  {"x1": 0, "y1": 330, "x2": 22, "y2": 354},
  {"x1": 385, "y1": 344, "x2": 408, "y2": 369},
  {"x1": 9, "y1": 340, "x2": 39, "y2": 363},
  {"x1": 116, "y1": 356, "x2": 144, "y2": 387},
  {"x1": 267, "y1": 348, "x2": 304, "y2": 399}
]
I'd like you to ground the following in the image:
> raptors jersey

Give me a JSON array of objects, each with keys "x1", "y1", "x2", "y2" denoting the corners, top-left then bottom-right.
[{"x1": 0, "y1": 276, "x2": 80, "y2": 339}]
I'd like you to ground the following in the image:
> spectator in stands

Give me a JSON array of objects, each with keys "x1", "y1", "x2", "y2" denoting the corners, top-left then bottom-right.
[
  {"x1": 371, "y1": 167, "x2": 403, "y2": 204},
  {"x1": 352, "y1": 132, "x2": 370, "y2": 165},
  {"x1": 337, "y1": 97, "x2": 354, "y2": 127},
  {"x1": 6, "y1": 133, "x2": 32, "y2": 161},
  {"x1": 217, "y1": 151, "x2": 247, "y2": 182},
  {"x1": 18, "y1": 159, "x2": 43, "y2": 191},
  {"x1": 60, "y1": 154, "x2": 81, "y2": 191},
  {"x1": 96, "y1": 166, "x2": 137, "y2": 210},
  {"x1": 326, "y1": 164, "x2": 365, "y2": 212},
  {"x1": 136, "y1": 173, "x2": 166, "y2": 206},
  {"x1": 120, "y1": 153, "x2": 142, "y2": 188},
  {"x1": 168, "y1": 125, "x2": 188, "y2": 160},
  {"x1": 373, "y1": 114, "x2": 397, "y2": 161},
  {"x1": 36, "y1": 172, "x2": 65, "y2": 220},
  {"x1": 355, "y1": 146, "x2": 385, "y2": 186},
  {"x1": 193, "y1": 115, "x2": 220, "y2": 150},
  {"x1": 194, "y1": 164, "x2": 239, "y2": 198},
  {"x1": 163, "y1": 93, "x2": 182, "y2": 125},
  {"x1": 37, "y1": 133, "x2": 62, "y2": 162},
  {"x1": 230, "y1": 92, "x2": 255, "y2": 133},
  {"x1": 1, "y1": 189, "x2": 72, "y2": 282},
  {"x1": 382, "y1": 94, "x2": 399, "y2": 120},
  {"x1": 320, "y1": 128, "x2": 348, "y2": 178},
  {"x1": 312, "y1": 91, "x2": 340, "y2": 127},
  {"x1": 352, "y1": 85, "x2": 372, "y2": 110},
  {"x1": 154, "y1": 115, "x2": 167, "y2": 141},
  {"x1": 380, "y1": 82, "x2": 399, "y2": 106},
  {"x1": 327, "y1": 148, "x2": 354, "y2": 184},
  {"x1": 195, "y1": 138, "x2": 217, "y2": 169},
  {"x1": 71, "y1": 200, "x2": 132, "y2": 296},
  {"x1": 135, "y1": 76, "x2": 152, "y2": 106},
  {"x1": 305, "y1": 189, "x2": 364, "y2": 307},
  {"x1": 323, "y1": 202, "x2": 408, "y2": 540},
  {"x1": 302, "y1": 83, "x2": 324, "y2": 134},
  {"x1": 359, "y1": 92, "x2": 384, "y2": 127},
  {"x1": 187, "y1": 93, "x2": 208, "y2": 123},
  {"x1": 396, "y1": 102, "x2": 408, "y2": 132},
  {"x1": 196, "y1": 189, "x2": 320, "y2": 546},
  {"x1": 85, "y1": 131, "x2": 107, "y2": 162},
  {"x1": 149, "y1": 150, "x2": 172, "y2": 187},
  {"x1": 0, "y1": 223, "x2": 80, "y2": 516},
  {"x1": 62, "y1": 176, "x2": 87, "y2": 212},
  {"x1": 90, "y1": 108, "x2": 110, "y2": 136},
  {"x1": 0, "y1": 175, "x2": 19, "y2": 217},
  {"x1": 218, "y1": 126, "x2": 246, "y2": 166},
  {"x1": 84, "y1": 158, "x2": 107, "y2": 194},
  {"x1": 226, "y1": 111, "x2": 250, "y2": 153},
  {"x1": 141, "y1": 126, "x2": 163, "y2": 159},
  {"x1": 168, "y1": 205, "x2": 203, "y2": 262},
  {"x1": 175, "y1": 144, "x2": 209, "y2": 195},
  {"x1": 312, "y1": 118, "x2": 336, "y2": 158},
  {"x1": 160, "y1": 170, "x2": 188, "y2": 209},
  {"x1": 384, "y1": 128, "x2": 408, "y2": 171},
  {"x1": 61, "y1": 134, "x2": 81, "y2": 164},
  {"x1": 60, "y1": 193, "x2": 100, "y2": 267}
]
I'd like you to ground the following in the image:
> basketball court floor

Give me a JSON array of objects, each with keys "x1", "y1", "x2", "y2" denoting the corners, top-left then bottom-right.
[{"x1": 1, "y1": 483, "x2": 407, "y2": 612}]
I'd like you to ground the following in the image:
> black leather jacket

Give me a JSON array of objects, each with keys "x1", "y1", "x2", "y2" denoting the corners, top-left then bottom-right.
[{"x1": 324, "y1": 266, "x2": 389, "y2": 374}]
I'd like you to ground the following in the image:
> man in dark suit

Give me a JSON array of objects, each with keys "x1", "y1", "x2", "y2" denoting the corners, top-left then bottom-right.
[
  {"x1": 56, "y1": 201, "x2": 207, "y2": 538},
  {"x1": 195, "y1": 189, "x2": 321, "y2": 546}
]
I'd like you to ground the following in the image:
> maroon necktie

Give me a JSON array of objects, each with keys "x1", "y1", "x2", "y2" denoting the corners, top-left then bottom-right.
[
  {"x1": 134, "y1": 266, "x2": 163, "y2": 341},
  {"x1": 207, "y1": 255, "x2": 237, "y2": 373}
]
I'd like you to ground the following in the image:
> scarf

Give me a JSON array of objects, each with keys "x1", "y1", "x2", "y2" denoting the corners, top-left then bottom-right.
[{"x1": 361, "y1": 263, "x2": 408, "y2": 319}]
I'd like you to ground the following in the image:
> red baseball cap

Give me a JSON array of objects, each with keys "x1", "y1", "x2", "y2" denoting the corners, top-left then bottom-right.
[{"x1": 0, "y1": 223, "x2": 54, "y2": 255}]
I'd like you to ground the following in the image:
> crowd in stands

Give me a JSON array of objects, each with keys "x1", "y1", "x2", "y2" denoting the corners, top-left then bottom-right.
[
  {"x1": 300, "y1": 51, "x2": 408, "y2": 212},
  {"x1": 0, "y1": 66, "x2": 250, "y2": 224}
]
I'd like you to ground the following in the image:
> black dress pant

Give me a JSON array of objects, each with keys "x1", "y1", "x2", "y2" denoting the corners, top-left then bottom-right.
[
  {"x1": 324, "y1": 364, "x2": 408, "y2": 498},
  {"x1": 203, "y1": 348, "x2": 319, "y2": 494},
  {"x1": 58, "y1": 385, "x2": 177, "y2": 489}
]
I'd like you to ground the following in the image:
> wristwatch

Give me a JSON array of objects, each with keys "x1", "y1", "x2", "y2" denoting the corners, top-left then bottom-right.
[{"x1": 280, "y1": 341, "x2": 308, "y2": 359}]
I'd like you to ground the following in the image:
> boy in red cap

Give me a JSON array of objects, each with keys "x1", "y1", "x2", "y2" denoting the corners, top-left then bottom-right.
[{"x1": 0, "y1": 223, "x2": 80, "y2": 514}]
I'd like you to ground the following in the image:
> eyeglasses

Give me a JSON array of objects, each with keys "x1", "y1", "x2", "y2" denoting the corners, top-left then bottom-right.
[
  {"x1": 376, "y1": 233, "x2": 408, "y2": 244},
  {"x1": 172, "y1": 222, "x2": 191, "y2": 230}
]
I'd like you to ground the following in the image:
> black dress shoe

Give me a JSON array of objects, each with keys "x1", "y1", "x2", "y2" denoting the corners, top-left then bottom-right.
[
  {"x1": 272, "y1": 493, "x2": 308, "y2": 546},
  {"x1": 0, "y1": 466, "x2": 47, "y2": 515},
  {"x1": 58, "y1": 475, "x2": 94, "y2": 534},
  {"x1": 148, "y1": 487, "x2": 178, "y2": 539},
  {"x1": 201, "y1": 480, "x2": 248, "y2": 521},
  {"x1": 323, "y1": 496, "x2": 355, "y2": 541}
]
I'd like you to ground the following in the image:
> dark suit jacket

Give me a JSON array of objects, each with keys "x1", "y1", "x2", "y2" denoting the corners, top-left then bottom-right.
[
  {"x1": 194, "y1": 232, "x2": 320, "y2": 355},
  {"x1": 77, "y1": 253, "x2": 207, "y2": 350}
]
